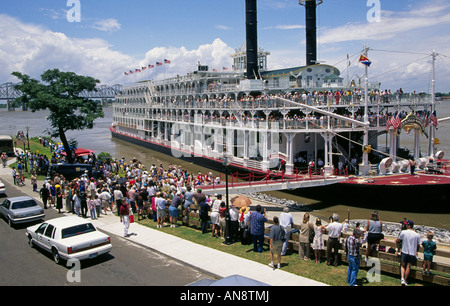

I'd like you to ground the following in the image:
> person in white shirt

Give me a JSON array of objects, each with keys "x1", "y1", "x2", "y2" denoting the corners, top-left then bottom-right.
[
  {"x1": 279, "y1": 207, "x2": 295, "y2": 256},
  {"x1": 210, "y1": 194, "x2": 221, "y2": 238},
  {"x1": 229, "y1": 204, "x2": 239, "y2": 242},
  {"x1": 326, "y1": 213, "x2": 343, "y2": 267},
  {"x1": 98, "y1": 188, "x2": 111, "y2": 215},
  {"x1": 396, "y1": 220, "x2": 421, "y2": 286}
]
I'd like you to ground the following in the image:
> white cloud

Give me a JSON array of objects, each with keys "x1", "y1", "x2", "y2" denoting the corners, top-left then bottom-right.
[
  {"x1": 0, "y1": 15, "x2": 236, "y2": 86},
  {"x1": 319, "y1": 3, "x2": 450, "y2": 45},
  {"x1": 215, "y1": 25, "x2": 232, "y2": 31},
  {"x1": 264, "y1": 25, "x2": 305, "y2": 30},
  {"x1": 136, "y1": 38, "x2": 235, "y2": 81},
  {"x1": 0, "y1": 14, "x2": 133, "y2": 85},
  {"x1": 92, "y1": 18, "x2": 121, "y2": 32}
]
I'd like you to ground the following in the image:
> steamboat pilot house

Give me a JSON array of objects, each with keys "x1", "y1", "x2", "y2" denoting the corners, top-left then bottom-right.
[{"x1": 112, "y1": 47, "x2": 377, "y2": 177}]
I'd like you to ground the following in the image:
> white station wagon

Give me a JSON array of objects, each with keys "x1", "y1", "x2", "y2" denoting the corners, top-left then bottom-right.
[{"x1": 26, "y1": 216, "x2": 112, "y2": 264}]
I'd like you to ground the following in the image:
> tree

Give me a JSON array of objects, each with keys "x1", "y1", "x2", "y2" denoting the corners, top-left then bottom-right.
[{"x1": 12, "y1": 69, "x2": 104, "y2": 164}]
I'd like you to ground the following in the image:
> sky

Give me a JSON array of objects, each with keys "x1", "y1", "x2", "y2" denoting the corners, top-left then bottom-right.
[{"x1": 1, "y1": 0, "x2": 450, "y2": 92}]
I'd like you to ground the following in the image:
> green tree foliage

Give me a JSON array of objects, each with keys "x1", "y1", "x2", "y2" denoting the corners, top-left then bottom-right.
[{"x1": 12, "y1": 69, "x2": 104, "y2": 164}]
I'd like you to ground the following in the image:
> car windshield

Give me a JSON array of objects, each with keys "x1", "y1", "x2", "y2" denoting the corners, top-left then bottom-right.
[
  {"x1": 61, "y1": 223, "x2": 97, "y2": 239},
  {"x1": 11, "y1": 200, "x2": 38, "y2": 210}
]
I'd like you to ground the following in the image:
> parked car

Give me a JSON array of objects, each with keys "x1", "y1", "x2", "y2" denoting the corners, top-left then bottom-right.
[
  {"x1": 0, "y1": 196, "x2": 45, "y2": 227},
  {"x1": 26, "y1": 216, "x2": 112, "y2": 264},
  {"x1": 0, "y1": 180, "x2": 5, "y2": 195}
]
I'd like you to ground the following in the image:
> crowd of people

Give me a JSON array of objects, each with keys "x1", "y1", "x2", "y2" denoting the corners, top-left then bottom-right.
[{"x1": 13, "y1": 138, "x2": 438, "y2": 286}]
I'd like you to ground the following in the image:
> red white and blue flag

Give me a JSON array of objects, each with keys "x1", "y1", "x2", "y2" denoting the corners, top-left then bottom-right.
[
  {"x1": 156, "y1": 62, "x2": 163, "y2": 66},
  {"x1": 164, "y1": 59, "x2": 171, "y2": 64},
  {"x1": 430, "y1": 110, "x2": 438, "y2": 127},
  {"x1": 423, "y1": 111, "x2": 430, "y2": 128},
  {"x1": 149, "y1": 64, "x2": 154, "y2": 69},
  {"x1": 359, "y1": 55, "x2": 372, "y2": 67},
  {"x1": 392, "y1": 113, "x2": 402, "y2": 129}
]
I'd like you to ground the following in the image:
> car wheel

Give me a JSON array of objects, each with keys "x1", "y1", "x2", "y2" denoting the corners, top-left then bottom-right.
[
  {"x1": 52, "y1": 248, "x2": 61, "y2": 265},
  {"x1": 28, "y1": 235, "x2": 34, "y2": 248},
  {"x1": 7, "y1": 217, "x2": 14, "y2": 228}
]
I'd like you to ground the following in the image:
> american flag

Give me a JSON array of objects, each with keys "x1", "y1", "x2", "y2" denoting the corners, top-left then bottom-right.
[
  {"x1": 423, "y1": 111, "x2": 429, "y2": 128},
  {"x1": 156, "y1": 62, "x2": 162, "y2": 66},
  {"x1": 392, "y1": 113, "x2": 402, "y2": 129},
  {"x1": 430, "y1": 110, "x2": 438, "y2": 127},
  {"x1": 164, "y1": 59, "x2": 171, "y2": 64},
  {"x1": 148, "y1": 64, "x2": 154, "y2": 69},
  {"x1": 385, "y1": 115, "x2": 393, "y2": 131},
  {"x1": 142, "y1": 66, "x2": 146, "y2": 71},
  {"x1": 124, "y1": 72, "x2": 129, "y2": 75}
]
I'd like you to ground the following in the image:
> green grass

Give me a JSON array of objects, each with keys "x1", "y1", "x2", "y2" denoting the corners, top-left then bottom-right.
[{"x1": 10, "y1": 137, "x2": 54, "y2": 181}]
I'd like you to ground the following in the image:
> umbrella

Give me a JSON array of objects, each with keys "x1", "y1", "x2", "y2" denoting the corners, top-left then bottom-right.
[{"x1": 230, "y1": 195, "x2": 252, "y2": 208}]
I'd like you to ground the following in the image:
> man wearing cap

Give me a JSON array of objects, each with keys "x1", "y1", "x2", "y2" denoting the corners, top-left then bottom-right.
[
  {"x1": 344, "y1": 228, "x2": 366, "y2": 286},
  {"x1": 396, "y1": 220, "x2": 421, "y2": 286}
]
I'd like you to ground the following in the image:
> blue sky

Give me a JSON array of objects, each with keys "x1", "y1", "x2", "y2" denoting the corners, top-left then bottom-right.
[{"x1": 1, "y1": 0, "x2": 450, "y2": 92}]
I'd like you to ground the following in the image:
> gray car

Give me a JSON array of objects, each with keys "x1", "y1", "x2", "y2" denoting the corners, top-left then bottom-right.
[{"x1": 0, "y1": 196, "x2": 45, "y2": 227}]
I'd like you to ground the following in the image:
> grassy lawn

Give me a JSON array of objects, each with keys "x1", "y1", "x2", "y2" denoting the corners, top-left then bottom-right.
[{"x1": 10, "y1": 137, "x2": 53, "y2": 181}]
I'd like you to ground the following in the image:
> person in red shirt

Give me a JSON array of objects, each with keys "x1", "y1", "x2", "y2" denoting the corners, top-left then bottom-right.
[{"x1": 218, "y1": 202, "x2": 227, "y2": 239}]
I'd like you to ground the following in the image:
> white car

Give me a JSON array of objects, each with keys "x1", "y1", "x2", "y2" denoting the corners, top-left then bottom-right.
[
  {"x1": 0, "y1": 180, "x2": 5, "y2": 195},
  {"x1": 26, "y1": 216, "x2": 112, "y2": 264}
]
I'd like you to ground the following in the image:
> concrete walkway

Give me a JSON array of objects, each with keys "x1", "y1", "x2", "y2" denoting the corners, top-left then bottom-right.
[{"x1": 0, "y1": 156, "x2": 326, "y2": 286}]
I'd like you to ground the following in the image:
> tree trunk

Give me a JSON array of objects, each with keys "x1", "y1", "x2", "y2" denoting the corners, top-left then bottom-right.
[{"x1": 59, "y1": 127, "x2": 74, "y2": 164}]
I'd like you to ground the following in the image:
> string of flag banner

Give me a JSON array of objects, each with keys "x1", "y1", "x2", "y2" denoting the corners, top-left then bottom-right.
[{"x1": 124, "y1": 59, "x2": 171, "y2": 76}]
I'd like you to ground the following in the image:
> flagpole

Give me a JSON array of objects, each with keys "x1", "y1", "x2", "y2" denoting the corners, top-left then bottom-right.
[
  {"x1": 428, "y1": 50, "x2": 437, "y2": 157},
  {"x1": 362, "y1": 44, "x2": 370, "y2": 170}
]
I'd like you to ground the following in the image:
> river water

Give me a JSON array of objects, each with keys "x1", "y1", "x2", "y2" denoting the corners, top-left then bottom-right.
[{"x1": 1, "y1": 102, "x2": 450, "y2": 229}]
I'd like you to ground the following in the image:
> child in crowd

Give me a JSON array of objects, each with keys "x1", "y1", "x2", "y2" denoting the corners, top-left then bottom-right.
[
  {"x1": 422, "y1": 231, "x2": 437, "y2": 276},
  {"x1": 88, "y1": 196, "x2": 97, "y2": 220},
  {"x1": 312, "y1": 218, "x2": 326, "y2": 263}
]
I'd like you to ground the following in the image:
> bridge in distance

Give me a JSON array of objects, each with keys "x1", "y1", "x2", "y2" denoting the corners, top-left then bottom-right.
[{"x1": 0, "y1": 82, "x2": 123, "y2": 110}]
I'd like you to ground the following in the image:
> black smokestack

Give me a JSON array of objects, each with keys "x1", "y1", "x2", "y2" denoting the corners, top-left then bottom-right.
[
  {"x1": 304, "y1": 0, "x2": 318, "y2": 66},
  {"x1": 246, "y1": 0, "x2": 258, "y2": 79}
]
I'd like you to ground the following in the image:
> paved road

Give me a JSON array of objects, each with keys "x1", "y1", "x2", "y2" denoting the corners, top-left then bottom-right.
[{"x1": 0, "y1": 179, "x2": 213, "y2": 286}]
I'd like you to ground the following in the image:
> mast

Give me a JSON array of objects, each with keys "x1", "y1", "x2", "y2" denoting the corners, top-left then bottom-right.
[
  {"x1": 362, "y1": 44, "x2": 370, "y2": 168},
  {"x1": 428, "y1": 50, "x2": 437, "y2": 157}
]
